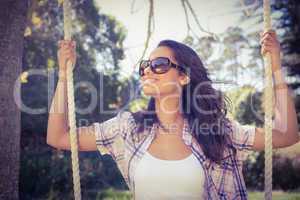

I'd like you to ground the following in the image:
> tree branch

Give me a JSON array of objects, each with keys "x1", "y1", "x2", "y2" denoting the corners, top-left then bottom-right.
[
  {"x1": 183, "y1": 0, "x2": 218, "y2": 40},
  {"x1": 239, "y1": 0, "x2": 258, "y2": 17},
  {"x1": 139, "y1": 0, "x2": 154, "y2": 62}
]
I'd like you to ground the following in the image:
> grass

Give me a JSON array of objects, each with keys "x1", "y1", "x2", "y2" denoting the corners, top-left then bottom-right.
[
  {"x1": 97, "y1": 188, "x2": 300, "y2": 200},
  {"x1": 248, "y1": 191, "x2": 300, "y2": 200}
]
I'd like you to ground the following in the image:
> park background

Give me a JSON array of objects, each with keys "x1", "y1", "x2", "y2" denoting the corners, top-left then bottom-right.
[{"x1": 0, "y1": 0, "x2": 300, "y2": 199}]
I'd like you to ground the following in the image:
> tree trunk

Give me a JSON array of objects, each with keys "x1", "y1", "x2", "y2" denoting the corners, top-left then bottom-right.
[{"x1": 0, "y1": 1, "x2": 28, "y2": 199}]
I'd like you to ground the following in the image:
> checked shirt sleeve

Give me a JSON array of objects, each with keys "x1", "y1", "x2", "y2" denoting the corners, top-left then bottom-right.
[
  {"x1": 93, "y1": 111, "x2": 135, "y2": 158},
  {"x1": 229, "y1": 120, "x2": 257, "y2": 161}
]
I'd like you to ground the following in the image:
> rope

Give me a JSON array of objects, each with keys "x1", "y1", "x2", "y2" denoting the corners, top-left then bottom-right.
[
  {"x1": 263, "y1": 0, "x2": 273, "y2": 199},
  {"x1": 63, "y1": 0, "x2": 82, "y2": 199}
]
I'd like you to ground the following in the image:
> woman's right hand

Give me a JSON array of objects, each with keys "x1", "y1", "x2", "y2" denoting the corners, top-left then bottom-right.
[{"x1": 57, "y1": 40, "x2": 76, "y2": 72}]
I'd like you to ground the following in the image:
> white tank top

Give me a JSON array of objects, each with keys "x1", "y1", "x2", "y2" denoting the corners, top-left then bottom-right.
[{"x1": 134, "y1": 151, "x2": 205, "y2": 200}]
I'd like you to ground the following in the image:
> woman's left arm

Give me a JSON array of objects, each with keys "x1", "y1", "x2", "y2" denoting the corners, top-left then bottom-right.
[{"x1": 253, "y1": 30, "x2": 300, "y2": 151}]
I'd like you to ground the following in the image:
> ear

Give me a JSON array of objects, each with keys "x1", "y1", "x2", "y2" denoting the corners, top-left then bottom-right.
[{"x1": 179, "y1": 74, "x2": 190, "y2": 86}]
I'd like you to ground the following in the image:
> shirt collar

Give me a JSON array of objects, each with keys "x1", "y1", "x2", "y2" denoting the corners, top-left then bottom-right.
[{"x1": 182, "y1": 118, "x2": 193, "y2": 145}]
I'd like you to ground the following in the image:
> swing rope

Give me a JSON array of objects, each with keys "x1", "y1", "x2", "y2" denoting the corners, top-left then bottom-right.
[
  {"x1": 63, "y1": 0, "x2": 82, "y2": 199},
  {"x1": 263, "y1": 0, "x2": 273, "y2": 199},
  {"x1": 62, "y1": 0, "x2": 273, "y2": 199}
]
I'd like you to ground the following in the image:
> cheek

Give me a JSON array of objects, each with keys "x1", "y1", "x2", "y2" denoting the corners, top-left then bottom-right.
[
  {"x1": 158, "y1": 78, "x2": 181, "y2": 91},
  {"x1": 158, "y1": 70, "x2": 180, "y2": 85}
]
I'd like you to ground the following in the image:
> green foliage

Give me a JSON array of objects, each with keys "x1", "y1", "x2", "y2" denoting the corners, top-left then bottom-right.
[
  {"x1": 184, "y1": 27, "x2": 263, "y2": 85},
  {"x1": 225, "y1": 86, "x2": 257, "y2": 119},
  {"x1": 20, "y1": 0, "x2": 132, "y2": 199},
  {"x1": 96, "y1": 187, "x2": 132, "y2": 200},
  {"x1": 248, "y1": 191, "x2": 300, "y2": 200},
  {"x1": 272, "y1": 155, "x2": 300, "y2": 190},
  {"x1": 19, "y1": 1, "x2": 300, "y2": 198},
  {"x1": 243, "y1": 152, "x2": 265, "y2": 190},
  {"x1": 186, "y1": 0, "x2": 300, "y2": 192},
  {"x1": 128, "y1": 93, "x2": 149, "y2": 112},
  {"x1": 226, "y1": 86, "x2": 300, "y2": 191},
  {"x1": 244, "y1": 152, "x2": 300, "y2": 191}
]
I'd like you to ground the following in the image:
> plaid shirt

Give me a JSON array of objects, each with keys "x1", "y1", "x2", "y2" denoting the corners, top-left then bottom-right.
[{"x1": 94, "y1": 111, "x2": 256, "y2": 200}]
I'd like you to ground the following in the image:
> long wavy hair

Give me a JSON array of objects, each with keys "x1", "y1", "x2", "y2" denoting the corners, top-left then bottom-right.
[{"x1": 131, "y1": 39, "x2": 233, "y2": 163}]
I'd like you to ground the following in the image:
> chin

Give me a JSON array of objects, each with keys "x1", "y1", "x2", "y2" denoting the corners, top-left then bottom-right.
[{"x1": 142, "y1": 87, "x2": 161, "y2": 97}]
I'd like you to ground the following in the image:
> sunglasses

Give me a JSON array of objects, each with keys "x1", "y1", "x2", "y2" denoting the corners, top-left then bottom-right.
[{"x1": 139, "y1": 57, "x2": 186, "y2": 76}]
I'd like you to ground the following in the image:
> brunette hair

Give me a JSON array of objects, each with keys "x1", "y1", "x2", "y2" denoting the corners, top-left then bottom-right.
[{"x1": 131, "y1": 39, "x2": 233, "y2": 163}]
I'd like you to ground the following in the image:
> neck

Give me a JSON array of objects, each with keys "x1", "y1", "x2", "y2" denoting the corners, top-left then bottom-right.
[{"x1": 154, "y1": 94, "x2": 184, "y2": 134}]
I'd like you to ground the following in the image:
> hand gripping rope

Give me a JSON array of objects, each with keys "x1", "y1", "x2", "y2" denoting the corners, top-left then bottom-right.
[{"x1": 63, "y1": 0, "x2": 82, "y2": 199}]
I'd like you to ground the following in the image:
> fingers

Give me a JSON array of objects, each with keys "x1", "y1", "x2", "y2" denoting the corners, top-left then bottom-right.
[
  {"x1": 57, "y1": 40, "x2": 77, "y2": 70},
  {"x1": 259, "y1": 30, "x2": 281, "y2": 57},
  {"x1": 261, "y1": 45, "x2": 272, "y2": 55},
  {"x1": 260, "y1": 31, "x2": 277, "y2": 45},
  {"x1": 261, "y1": 41, "x2": 277, "y2": 55},
  {"x1": 260, "y1": 30, "x2": 279, "y2": 53},
  {"x1": 58, "y1": 40, "x2": 76, "y2": 54},
  {"x1": 260, "y1": 38, "x2": 273, "y2": 46},
  {"x1": 58, "y1": 40, "x2": 76, "y2": 49},
  {"x1": 58, "y1": 39, "x2": 76, "y2": 46},
  {"x1": 260, "y1": 29, "x2": 276, "y2": 37},
  {"x1": 261, "y1": 39, "x2": 273, "y2": 53}
]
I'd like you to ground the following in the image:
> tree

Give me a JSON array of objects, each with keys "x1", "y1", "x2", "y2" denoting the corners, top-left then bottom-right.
[
  {"x1": 272, "y1": 0, "x2": 300, "y2": 128},
  {"x1": 236, "y1": 0, "x2": 300, "y2": 104},
  {"x1": 184, "y1": 26, "x2": 263, "y2": 89},
  {"x1": 0, "y1": 1, "x2": 29, "y2": 199},
  {"x1": 19, "y1": 1, "x2": 132, "y2": 199}
]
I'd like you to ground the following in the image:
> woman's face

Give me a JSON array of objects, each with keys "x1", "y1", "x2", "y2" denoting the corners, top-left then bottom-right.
[{"x1": 140, "y1": 46, "x2": 188, "y2": 98}]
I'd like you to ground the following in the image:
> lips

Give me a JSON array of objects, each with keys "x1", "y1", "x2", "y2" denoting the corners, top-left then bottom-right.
[
  {"x1": 141, "y1": 76, "x2": 158, "y2": 82},
  {"x1": 143, "y1": 78, "x2": 157, "y2": 83},
  {"x1": 141, "y1": 78, "x2": 159, "y2": 86}
]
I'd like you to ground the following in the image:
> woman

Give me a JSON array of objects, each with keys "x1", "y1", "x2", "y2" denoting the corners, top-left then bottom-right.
[{"x1": 47, "y1": 30, "x2": 299, "y2": 199}]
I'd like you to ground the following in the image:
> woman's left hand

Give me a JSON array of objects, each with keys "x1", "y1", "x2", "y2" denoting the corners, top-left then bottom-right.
[{"x1": 260, "y1": 30, "x2": 281, "y2": 71}]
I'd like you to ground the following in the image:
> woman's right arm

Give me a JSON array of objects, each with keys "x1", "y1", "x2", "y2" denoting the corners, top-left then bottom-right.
[{"x1": 46, "y1": 40, "x2": 97, "y2": 151}]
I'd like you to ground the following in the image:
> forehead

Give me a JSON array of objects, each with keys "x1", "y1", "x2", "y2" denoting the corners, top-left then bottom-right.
[{"x1": 149, "y1": 46, "x2": 175, "y2": 61}]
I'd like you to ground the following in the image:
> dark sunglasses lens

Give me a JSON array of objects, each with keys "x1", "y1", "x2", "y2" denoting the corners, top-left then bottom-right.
[{"x1": 151, "y1": 58, "x2": 170, "y2": 73}]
